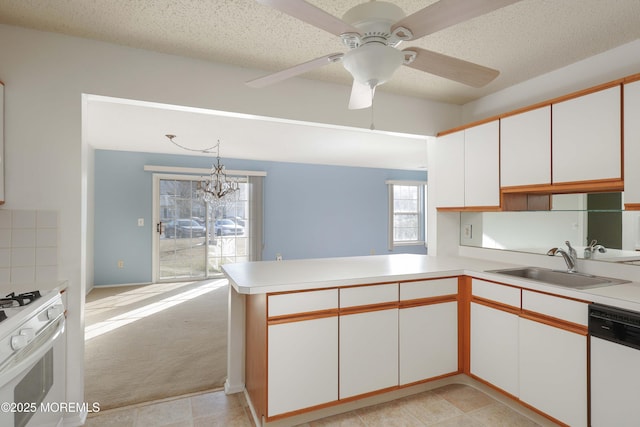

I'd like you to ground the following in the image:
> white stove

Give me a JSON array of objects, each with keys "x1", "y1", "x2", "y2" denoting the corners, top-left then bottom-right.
[{"x1": 0, "y1": 289, "x2": 66, "y2": 427}]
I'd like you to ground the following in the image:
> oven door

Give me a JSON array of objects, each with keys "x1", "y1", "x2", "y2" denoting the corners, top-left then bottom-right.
[{"x1": 0, "y1": 315, "x2": 66, "y2": 427}]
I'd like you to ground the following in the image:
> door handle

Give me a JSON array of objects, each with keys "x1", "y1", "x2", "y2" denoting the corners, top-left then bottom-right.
[{"x1": 156, "y1": 222, "x2": 163, "y2": 233}]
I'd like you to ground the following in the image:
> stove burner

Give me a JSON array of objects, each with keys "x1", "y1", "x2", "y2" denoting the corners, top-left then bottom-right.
[{"x1": 1, "y1": 291, "x2": 42, "y2": 307}]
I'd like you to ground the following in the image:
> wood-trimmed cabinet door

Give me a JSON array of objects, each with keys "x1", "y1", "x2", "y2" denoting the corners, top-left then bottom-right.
[
  {"x1": 464, "y1": 120, "x2": 500, "y2": 208},
  {"x1": 433, "y1": 130, "x2": 465, "y2": 208},
  {"x1": 470, "y1": 302, "x2": 519, "y2": 397},
  {"x1": 399, "y1": 278, "x2": 459, "y2": 385},
  {"x1": 518, "y1": 318, "x2": 587, "y2": 427},
  {"x1": 469, "y1": 278, "x2": 521, "y2": 397},
  {"x1": 518, "y1": 290, "x2": 588, "y2": 427},
  {"x1": 267, "y1": 289, "x2": 339, "y2": 418},
  {"x1": 552, "y1": 86, "x2": 622, "y2": 184},
  {"x1": 339, "y1": 283, "x2": 399, "y2": 399},
  {"x1": 624, "y1": 79, "x2": 640, "y2": 206},
  {"x1": 500, "y1": 106, "x2": 551, "y2": 188},
  {"x1": 267, "y1": 317, "x2": 338, "y2": 417}
]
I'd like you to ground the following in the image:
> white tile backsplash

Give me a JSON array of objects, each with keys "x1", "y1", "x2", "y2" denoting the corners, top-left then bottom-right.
[
  {"x1": 12, "y1": 229, "x2": 36, "y2": 248},
  {"x1": 36, "y1": 247, "x2": 57, "y2": 266},
  {"x1": 36, "y1": 265, "x2": 58, "y2": 283},
  {"x1": 36, "y1": 229, "x2": 58, "y2": 248},
  {"x1": 0, "y1": 229, "x2": 10, "y2": 248},
  {"x1": 0, "y1": 209, "x2": 59, "y2": 284},
  {"x1": 11, "y1": 247, "x2": 36, "y2": 267},
  {"x1": 12, "y1": 211, "x2": 36, "y2": 229},
  {"x1": 37, "y1": 210, "x2": 58, "y2": 228},
  {"x1": 0, "y1": 211, "x2": 11, "y2": 229},
  {"x1": 0, "y1": 249, "x2": 9, "y2": 268},
  {"x1": 11, "y1": 266, "x2": 35, "y2": 283}
]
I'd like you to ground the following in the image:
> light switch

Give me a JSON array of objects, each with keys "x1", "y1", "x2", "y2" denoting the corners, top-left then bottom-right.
[
  {"x1": 463, "y1": 224, "x2": 472, "y2": 239},
  {"x1": 137, "y1": 218, "x2": 144, "y2": 227}
]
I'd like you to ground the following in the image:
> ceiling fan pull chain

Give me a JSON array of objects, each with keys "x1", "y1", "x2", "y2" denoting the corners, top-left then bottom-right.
[{"x1": 369, "y1": 86, "x2": 375, "y2": 131}]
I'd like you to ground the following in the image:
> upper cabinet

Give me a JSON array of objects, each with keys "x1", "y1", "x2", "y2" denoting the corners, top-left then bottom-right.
[
  {"x1": 500, "y1": 106, "x2": 551, "y2": 188},
  {"x1": 624, "y1": 79, "x2": 640, "y2": 208},
  {"x1": 552, "y1": 86, "x2": 622, "y2": 184},
  {"x1": 464, "y1": 121, "x2": 500, "y2": 208},
  {"x1": 435, "y1": 76, "x2": 630, "y2": 212},
  {"x1": 433, "y1": 130, "x2": 465, "y2": 208},
  {"x1": 434, "y1": 121, "x2": 500, "y2": 210}
]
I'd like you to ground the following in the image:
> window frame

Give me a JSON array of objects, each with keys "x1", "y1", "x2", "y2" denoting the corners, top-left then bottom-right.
[{"x1": 387, "y1": 180, "x2": 427, "y2": 250}]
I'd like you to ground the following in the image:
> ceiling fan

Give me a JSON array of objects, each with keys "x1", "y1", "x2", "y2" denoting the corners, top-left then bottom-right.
[{"x1": 246, "y1": 0, "x2": 521, "y2": 109}]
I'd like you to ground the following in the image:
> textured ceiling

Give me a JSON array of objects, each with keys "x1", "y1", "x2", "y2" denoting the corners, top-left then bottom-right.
[{"x1": 1, "y1": 0, "x2": 639, "y2": 104}]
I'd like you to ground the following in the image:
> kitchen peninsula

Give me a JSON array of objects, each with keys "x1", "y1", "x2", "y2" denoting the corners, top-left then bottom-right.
[{"x1": 223, "y1": 254, "x2": 640, "y2": 427}]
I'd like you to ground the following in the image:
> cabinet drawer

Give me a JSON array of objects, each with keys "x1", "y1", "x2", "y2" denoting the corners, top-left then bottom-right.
[
  {"x1": 400, "y1": 278, "x2": 458, "y2": 301},
  {"x1": 340, "y1": 283, "x2": 398, "y2": 308},
  {"x1": 522, "y1": 290, "x2": 588, "y2": 326},
  {"x1": 268, "y1": 289, "x2": 338, "y2": 318},
  {"x1": 472, "y1": 279, "x2": 520, "y2": 308}
]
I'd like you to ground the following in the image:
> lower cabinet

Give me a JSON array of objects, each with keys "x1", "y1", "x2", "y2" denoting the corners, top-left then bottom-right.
[
  {"x1": 340, "y1": 308, "x2": 399, "y2": 398},
  {"x1": 268, "y1": 317, "x2": 338, "y2": 417},
  {"x1": 519, "y1": 318, "x2": 588, "y2": 427},
  {"x1": 399, "y1": 301, "x2": 458, "y2": 385},
  {"x1": 470, "y1": 302, "x2": 519, "y2": 397}
]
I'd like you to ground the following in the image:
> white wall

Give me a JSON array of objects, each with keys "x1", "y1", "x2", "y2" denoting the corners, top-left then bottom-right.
[
  {"x1": 462, "y1": 39, "x2": 640, "y2": 123},
  {"x1": 0, "y1": 23, "x2": 461, "y2": 422}
]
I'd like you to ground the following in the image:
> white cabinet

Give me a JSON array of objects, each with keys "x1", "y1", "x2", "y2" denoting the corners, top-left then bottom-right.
[
  {"x1": 268, "y1": 317, "x2": 338, "y2": 416},
  {"x1": 399, "y1": 278, "x2": 459, "y2": 385},
  {"x1": 470, "y1": 302, "x2": 519, "y2": 397},
  {"x1": 433, "y1": 130, "x2": 465, "y2": 208},
  {"x1": 339, "y1": 283, "x2": 398, "y2": 399},
  {"x1": 340, "y1": 308, "x2": 398, "y2": 398},
  {"x1": 500, "y1": 106, "x2": 551, "y2": 187},
  {"x1": 434, "y1": 121, "x2": 500, "y2": 209},
  {"x1": 470, "y1": 278, "x2": 520, "y2": 396},
  {"x1": 518, "y1": 290, "x2": 588, "y2": 427},
  {"x1": 267, "y1": 289, "x2": 339, "y2": 417},
  {"x1": 464, "y1": 120, "x2": 500, "y2": 207},
  {"x1": 552, "y1": 86, "x2": 622, "y2": 184},
  {"x1": 519, "y1": 318, "x2": 587, "y2": 427},
  {"x1": 624, "y1": 80, "x2": 640, "y2": 205}
]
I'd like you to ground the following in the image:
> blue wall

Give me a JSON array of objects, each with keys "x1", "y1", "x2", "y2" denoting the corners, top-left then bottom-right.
[{"x1": 94, "y1": 150, "x2": 427, "y2": 285}]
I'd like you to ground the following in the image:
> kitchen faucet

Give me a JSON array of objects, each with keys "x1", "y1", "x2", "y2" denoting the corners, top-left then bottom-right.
[
  {"x1": 547, "y1": 241, "x2": 577, "y2": 273},
  {"x1": 584, "y1": 240, "x2": 607, "y2": 259}
]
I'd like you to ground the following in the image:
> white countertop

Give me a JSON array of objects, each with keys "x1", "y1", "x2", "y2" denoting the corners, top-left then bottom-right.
[{"x1": 222, "y1": 254, "x2": 640, "y2": 312}]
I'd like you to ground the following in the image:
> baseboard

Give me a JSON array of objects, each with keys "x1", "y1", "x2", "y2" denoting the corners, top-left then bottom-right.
[
  {"x1": 225, "y1": 378, "x2": 245, "y2": 394},
  {"x1": 63, "y1": 410, "x2": 87, "y2": 427},
  {"x1": 88, "y1": 282, "x2": 152, "y2": 290}
]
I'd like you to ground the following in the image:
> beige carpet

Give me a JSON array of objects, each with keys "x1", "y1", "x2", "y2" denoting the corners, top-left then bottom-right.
[{"x1": 84, "y1": 279, "x2": 228, "y2": 410}]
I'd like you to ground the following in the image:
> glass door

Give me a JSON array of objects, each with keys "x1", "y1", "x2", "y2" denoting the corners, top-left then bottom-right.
[
  {"x1": 206, "y1": 181, "x2": 250, "y2": 275},
  {"x1": 157, "y1": 178, "x2": 207, "y2": 281},
  {"x1": 154, "y1": 174, "x2": 251, "y2": 281}
]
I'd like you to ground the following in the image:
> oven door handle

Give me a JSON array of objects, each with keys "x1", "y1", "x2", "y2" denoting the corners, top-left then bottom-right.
[{"x1": 0, "y1": 315, "x2": 65, "y2": 388}]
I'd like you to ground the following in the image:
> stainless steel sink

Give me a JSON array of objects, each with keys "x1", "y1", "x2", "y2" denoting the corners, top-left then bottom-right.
[{"x1": 488, "y1": 267, "x2": 630, "y2": 289}]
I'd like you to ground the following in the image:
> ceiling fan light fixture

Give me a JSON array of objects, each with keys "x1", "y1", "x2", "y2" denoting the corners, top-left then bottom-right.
[{"x1": 342, "y1": 43, "x2": 404, "y2": 87}]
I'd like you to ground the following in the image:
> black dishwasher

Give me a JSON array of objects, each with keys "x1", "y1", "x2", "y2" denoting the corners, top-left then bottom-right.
[{"x1": 589, "y1": 303, "x2": 640, "y2": 426}]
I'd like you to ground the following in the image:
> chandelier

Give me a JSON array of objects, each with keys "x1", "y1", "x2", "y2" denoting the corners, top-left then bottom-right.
[{"x1": 165, "y1": 135, "x2": 239, "y2": 203}]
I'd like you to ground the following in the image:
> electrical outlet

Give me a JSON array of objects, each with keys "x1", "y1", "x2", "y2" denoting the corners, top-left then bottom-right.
[
  {"x1": 463, "y1": 224, "x2": 472, "y2": 239},
  {"x1": 117, "y1": 260, "x2": 124, "y2": 268},
  {"x1": 138, "y1": 218, "x2": 144, "y2": 226},
  {"x1": 276, "y1": 253, "x2": 282, "y2": 261}
]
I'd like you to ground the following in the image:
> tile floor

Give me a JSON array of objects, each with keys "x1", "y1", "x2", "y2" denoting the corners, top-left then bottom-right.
[{"x1": 84, "y1": 383, "x2": 549, "y2": 427}]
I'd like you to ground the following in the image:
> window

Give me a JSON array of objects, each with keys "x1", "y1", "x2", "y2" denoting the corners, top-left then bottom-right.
[{"x1": 387, "y1": 181, "x2": 427, "y2": 248}]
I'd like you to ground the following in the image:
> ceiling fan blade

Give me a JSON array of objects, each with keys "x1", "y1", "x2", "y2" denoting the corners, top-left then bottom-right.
[
  {"x1": 257, "y1": 0, "x2": 361, "y2": 36},
  {"x1": 403, "y1": 47, "x2": 499, "y2": 88},
  {"x1": 246, "y1": 53, "x2": 343, "y2": 88},
  {"x1": 393, "y1": 0, "x2": 522, "y2": 41},
  {"x1": 348, "y1": 80, "x2": 375, "y2": 110}
]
